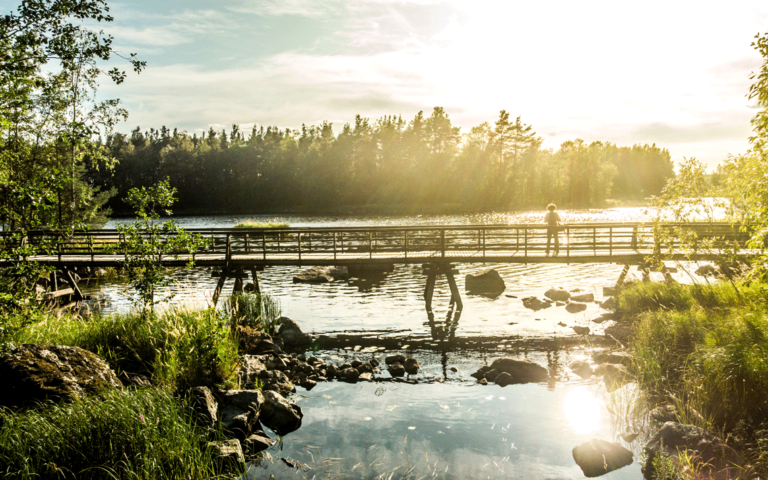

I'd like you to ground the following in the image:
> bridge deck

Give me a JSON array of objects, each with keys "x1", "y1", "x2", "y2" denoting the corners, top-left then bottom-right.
[{"x1": 1, "y1": 222, "x2": 750, "y2": 267}]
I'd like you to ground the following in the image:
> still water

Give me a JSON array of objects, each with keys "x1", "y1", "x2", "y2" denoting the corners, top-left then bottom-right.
[{"x1": 90, "y1": 209, "x2": 667, "y2": 479}]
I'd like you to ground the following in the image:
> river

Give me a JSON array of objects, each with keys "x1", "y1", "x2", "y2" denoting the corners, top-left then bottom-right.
[{"x1": 84, "y1": 208, "x2": 681, "y2": 479}]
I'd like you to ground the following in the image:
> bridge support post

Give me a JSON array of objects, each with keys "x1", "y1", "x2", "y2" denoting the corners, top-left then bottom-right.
[
  {"x1": 423, "y1": 263, "x2": 462, "y2": 314},
  {"x1": 212, "y1": 273, "x2": 227, "y2": 308},
  {"x1": 250, "y1": 268, "x2": 261, "y2": 294}
]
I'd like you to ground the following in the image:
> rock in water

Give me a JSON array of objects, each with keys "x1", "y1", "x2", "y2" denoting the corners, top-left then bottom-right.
[
  {"x1": 276, "y1": 317, "x2": 311, "y2": 346},
  {"x1": 404, "y1": 358, "x2": 420, "y2": 375},
  {"x1": 522, "y1": 296, "x2": 551, "y2": 311},
  {"x1": 605, "y1": 323, "x2": 632, "y2": 344},
  {"x1": 260, "y1": 390, "x2": 303, "y2": 435},
  {"x1": 695, "y1": 264, "x2": 718, "y2": 277},
  {"x1": 600, "y1": 297, "x2": 616, "y2": 309},
  {"x1": 643, "y1": 422, "x2": 743, "y2": 479},
  {"x1": 544, "y1": 288, "x2": 571, "y2": 302},
  {"x1": 238, "y1": 355, "x2": 267, "y2": 387},
  {"x1": 388, "y1": 363, "x2": 406, "y2": 377},
  {"x1": 293, "y1": 266, "x2": 349, "y2": 283},
  {"x1": 494, "y1": 372, "x2": 513, "y2": 387},
  {"x1": 465, "y1": 269, "x2": 506, "y2": 295},
  {"x1": 566, "y1": 302, "x2": 588, "y2": 313},
  {"x1": 0, "y1": 344, "x2": 122, "y2": 408},
  {"x1": 569, "y1": 360, "x2": 593, "y2": 379},
  {"x1": 573, "y1": 326, "x2": 590, "y2": 335},
  {"x1": 488, "y1": 358, "x2": 548, "y2": 384},
  {"x1": 571, "y1": 293, "x2": 595, "y2": 302},
  {"x1": 244, "y1": 432, "x2": 274, "y2": 453},
  {"x1": 385, "y1": 354, "x2": 406, "y2": 365},
  {"x1": 572, "y1": 439, "x2": 633, "y2": 477}
]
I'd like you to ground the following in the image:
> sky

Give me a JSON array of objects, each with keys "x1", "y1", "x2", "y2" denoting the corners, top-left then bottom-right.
[{"x1": 7, "y1": 0, "x2": 768, "y2": 170}]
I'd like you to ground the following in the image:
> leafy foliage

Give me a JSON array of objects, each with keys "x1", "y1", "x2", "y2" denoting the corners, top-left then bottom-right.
[{"x1": 114, "y1": 178, "x2": 209, "y2": 314}]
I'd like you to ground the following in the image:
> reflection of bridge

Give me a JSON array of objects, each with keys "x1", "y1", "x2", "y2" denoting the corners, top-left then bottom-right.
[{"x1": 1, "y1": 222, "x2": 749, "y2": 311}]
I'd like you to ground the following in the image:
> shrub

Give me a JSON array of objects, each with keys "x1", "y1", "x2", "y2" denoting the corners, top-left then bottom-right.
[{"x1": 0, "y1": 389, "x2": 225, "y2": 479}]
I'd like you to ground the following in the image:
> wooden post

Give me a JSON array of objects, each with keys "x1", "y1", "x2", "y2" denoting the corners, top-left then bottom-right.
[
  {"x1": 262, "y1": 232, "x2": 266, "y2": 261},
  {"x1": 445, "y1": 265, "x2": 463, "y2": 311},
  {"x1": 250, "y1": 267, "x2": 261, "y2": 294},
  {"x1": 631, "y1": 226, "x2": 638, "y2": 250},
  {"x1": 424, "y1": 267, "x2": 436, "y2": 312},
  {"x1": 593, "y1": 227, "x2": 596, "y2": 255},
  {"x1": 369, "y1": 231, "x2": 373, "y2": 260},
  {"x1": 566, "y1": 226, "x2": 570, "y2": 263},
  {"x1": 245, "y1": 234, "x2": 249, "y2": 254},
  {"x1": 298, "y1": 232, "x2": 302, "y2": 263},
  {"x1": 333, "y1": 232, "x2": 337, "y2": 261},
  {"x1": 212, "y1": 272, "x2": 227, "y2": 308},
  {"x1": 482, "y1": 229, "x2": 486, "y2": 259},
  {"x1": 609, "y1": 227, "x2": 613, "y2": 257},
  {"x1": 440, "y1": 230, "x2": 445, "y2": 258},
  {"x1": 89, "y1": 234, "x2": 94, "y2": 262},
  {"x1": 404, "y1": 230, "x2": 408, "y2": 259},
  {"x1": 65, "y1": 269, "x2": 83, "y2": 302},
  {"x1": 524, "y1": 228, "x2": 528, "y2": 261},
  {"x1": 226, "y1": 234, "x2": 231, "y2": 267}
]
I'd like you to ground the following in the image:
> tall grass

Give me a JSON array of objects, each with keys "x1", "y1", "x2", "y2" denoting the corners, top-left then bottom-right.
[
  {"x1": 622, "y1": 280, "x2": 768, "y2": 474},
  {"x1": 226, "y1": 292, "x2": 282, "y2": 336},
  {"x1": 12, "y1": 307, "x2": 240, "y2": 391},
  {"x1": 0, "y1": 389, "x2": 224, "y2": 479}
]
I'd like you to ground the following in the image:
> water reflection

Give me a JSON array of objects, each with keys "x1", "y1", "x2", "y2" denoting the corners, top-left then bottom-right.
[{"x1": 244, "y1": 382, "x2": 640, "y2": 479}]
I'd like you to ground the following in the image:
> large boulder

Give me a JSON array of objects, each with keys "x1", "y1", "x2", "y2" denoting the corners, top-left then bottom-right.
[
  {"x1": 237, "y1": 327, "x2": 282, "y2": 355},
  {"x1": 572, "y1": 439, "x2": 633, "y2": 477},
  {"x1": 276, "y1": 317, "x2": 312, "y2": 346},
  {"x1": 544, "y1": 287, "x2": 571, "y2": 302},
  {"x1": 218, "y1": 389, "x2": 265, "y2": 439},
  {"x1": 260, "y1": 390, "x2": 303, "y2": 435},
  {"x1": 643, "y1": 422, "x2": 743, "y2": 480},
  {"x1": 404, "y1": 358, "x2": 420, "y2": 375},
  {"x1": 465, "y1": 269, "x2": 505, "y2": 295},
  {"x1": 293, "y1": 266, "x2": 349, "y2": 283},
  {"x1": 487, "y1": 358, "x2": 548, "y2": 384},
  {"x1": 0, "y1": 344, "x2": 122, "y2": 408}
]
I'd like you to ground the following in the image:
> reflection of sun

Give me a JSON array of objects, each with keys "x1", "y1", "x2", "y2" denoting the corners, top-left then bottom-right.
[{"x1": 564, "y1": 389, "x2": 602, "y2": 434}]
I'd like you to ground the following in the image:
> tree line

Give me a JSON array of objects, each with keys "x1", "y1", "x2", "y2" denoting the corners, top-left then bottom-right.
[{"x1": 93, "y1": 108, "x2": 674, "y2": 216}]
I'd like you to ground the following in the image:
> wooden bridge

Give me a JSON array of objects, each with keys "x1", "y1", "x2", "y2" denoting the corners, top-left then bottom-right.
[{"x1": 1, "y1": 222, "x2": 749, "y2": 310}]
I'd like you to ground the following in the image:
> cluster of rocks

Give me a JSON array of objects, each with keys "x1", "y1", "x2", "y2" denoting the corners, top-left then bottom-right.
[
  {"x1": 567, "y1": 349, "x2": 632, "y2": 391},
  {"x1": 189, "y1": 386, "x2": 303, "y2": 472},
  {"x1": 0, "y1": 343, "x2": 304, "y2": 475},
  {"x1": 238, "y1": 348, "x2": 422, "y2": 392},
  {"x1": 470, "y1": 357, "x2": 549, "y2": 386},
  {"x1": 293, "y1": 266, "x2": 350, "y2": 283},
  {"x1": 521, "y1": 287, "x2": 614, "y2": 316}
]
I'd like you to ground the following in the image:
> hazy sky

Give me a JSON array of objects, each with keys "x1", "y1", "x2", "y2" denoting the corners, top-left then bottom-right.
[{"x1": 8, "y1": 0, "x2": 768, "y2": 170}]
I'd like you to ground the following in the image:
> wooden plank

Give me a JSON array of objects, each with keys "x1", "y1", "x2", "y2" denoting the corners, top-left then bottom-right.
[{"x1": 45, "y1": 288, "x2": 73, "y2": 300}]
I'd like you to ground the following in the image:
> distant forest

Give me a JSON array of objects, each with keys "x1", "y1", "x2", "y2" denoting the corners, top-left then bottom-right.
[{"x1": 91, "y1": 108, "x2": 675, "y2": 215}]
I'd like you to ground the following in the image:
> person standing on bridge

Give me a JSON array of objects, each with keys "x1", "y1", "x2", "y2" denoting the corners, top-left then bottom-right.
[{"x1": 545, "y1": 203, "x2": 562, "y2": 256}]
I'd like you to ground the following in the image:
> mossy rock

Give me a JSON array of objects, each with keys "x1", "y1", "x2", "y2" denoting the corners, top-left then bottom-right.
[{"x1": 0, "y1": 344, "x2": 122, "y2": 408}]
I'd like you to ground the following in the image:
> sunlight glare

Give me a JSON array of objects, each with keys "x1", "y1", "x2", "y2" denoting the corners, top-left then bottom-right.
[{"x1": 564, "y1": 389, "x2": 602, "y2": 434}]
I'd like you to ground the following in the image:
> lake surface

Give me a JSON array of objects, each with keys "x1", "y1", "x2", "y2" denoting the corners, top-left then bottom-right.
[{"x1": 88, "y1": 208, "x2": 690, "y2": 479}]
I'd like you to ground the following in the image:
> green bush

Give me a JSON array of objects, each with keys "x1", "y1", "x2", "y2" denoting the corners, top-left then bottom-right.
[
  {"x1": 13, "y1": 308, "x2": 239, "y2": 391},
  {"x1": 0, "y1": 389, "x2": 223, "y2": 479}
]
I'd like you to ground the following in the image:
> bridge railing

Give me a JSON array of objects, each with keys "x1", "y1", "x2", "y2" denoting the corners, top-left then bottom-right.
[{"x1": 0, "y1": 222, "x2": 749, "y2": 262}]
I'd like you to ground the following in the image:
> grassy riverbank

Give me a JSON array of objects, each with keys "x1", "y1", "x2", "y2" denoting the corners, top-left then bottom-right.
[
  {"x1": 0, "y1": 293, "x2": 280, "y2": 479},
  {"x1": 617, "y1": 280, "x2": 768, "y2": 473}
]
